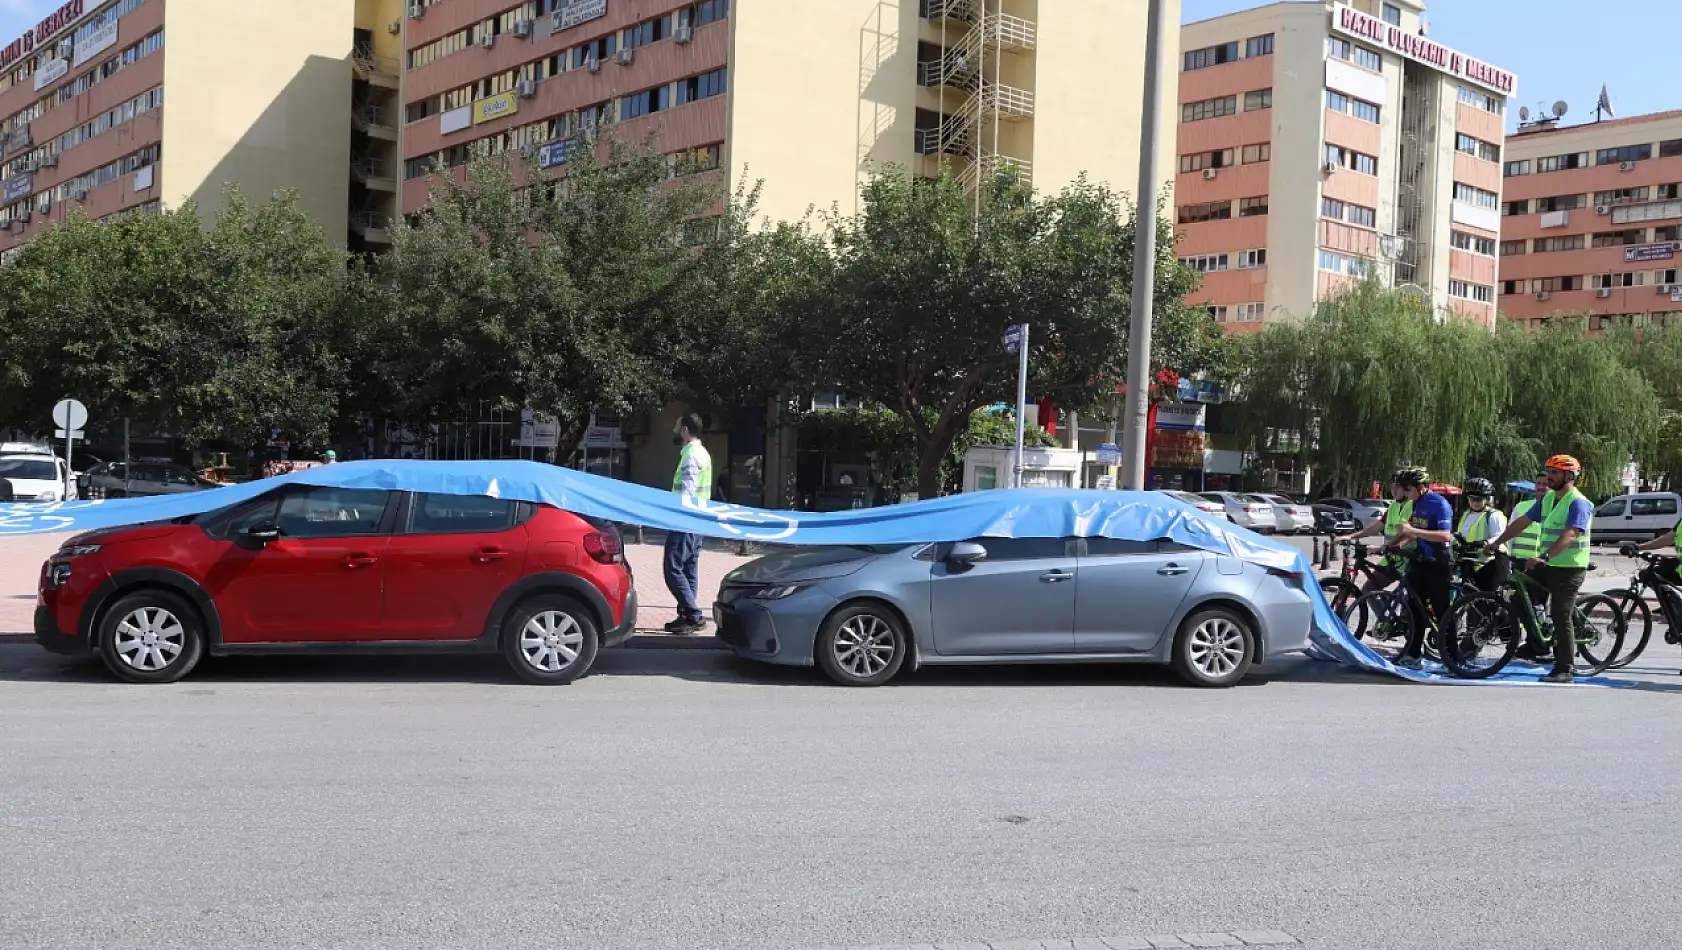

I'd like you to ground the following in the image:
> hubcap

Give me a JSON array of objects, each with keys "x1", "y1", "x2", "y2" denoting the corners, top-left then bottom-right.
[
  {"x1": 519, "y1": 611, "x2": 583, "y2": 672},
  {"x1": 113, "y1": 607, "x2": 185, "y2": 671},
  {"x1": 1188, "y1": 618, "x2": 1246, "y2": 678},
  {"x1": 833, "y1": 614, "x2": 896, "y2": 679}
]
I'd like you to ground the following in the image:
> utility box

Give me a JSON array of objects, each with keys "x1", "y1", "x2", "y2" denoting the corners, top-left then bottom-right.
[{"x1": 963, "y1": 445, "x2": 1082, "y2": 492}]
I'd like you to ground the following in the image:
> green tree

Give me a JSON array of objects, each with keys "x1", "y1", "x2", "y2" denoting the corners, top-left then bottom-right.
[
  {"x1": 1229, "y1": 274, "x2": 1507, "y2": 493},
  {"x1": 1607, "y1": 323, "x2": 1682, "y2": 486},
  {"x1": 788, "y1": 169, "x2": 1225, "y2": 498},
  {"x1": 369, "y1": 135, "x2": 726, "y2": 456}
]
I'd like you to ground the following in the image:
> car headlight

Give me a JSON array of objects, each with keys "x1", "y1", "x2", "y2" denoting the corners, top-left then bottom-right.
[
  {"x1": 38, "y1": 489, "x2": 58, "y2": 502},
  {"x1": 749, "y1": 584, "x2": 808, "y2": 600},
  {"x1": 60, "y1": 544, "x2": 101, "y2": 557}
]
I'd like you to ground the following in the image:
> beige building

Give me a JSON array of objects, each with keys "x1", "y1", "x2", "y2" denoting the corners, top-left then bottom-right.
[
  {"x1": 0, "y1": 0, "x2": 402, "y2": 259},
  {"x1": 1175, "y1": 0, "x2": 1515, "y2": 330}
]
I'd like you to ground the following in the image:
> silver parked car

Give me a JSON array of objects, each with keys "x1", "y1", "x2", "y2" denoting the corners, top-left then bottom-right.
[
  {"x1": 715, "y1": 537, "x2": 1314, "y2": 688},
  {"x1": 82, "y1": 461, "x2": 221, "y2": 498},
  {"x1": 1198, "y1": 492, "x2": 1278, "y2": 533},
  {"x1": 1254, "y1": 493, "x2": 1314, "y2": 534},
  {"x1": 1155, "y1": 489, "x2": 1232, "y2": 520},
  {"x1": 1315, "y1": 496, "x2": 1390, "y2": 530}
]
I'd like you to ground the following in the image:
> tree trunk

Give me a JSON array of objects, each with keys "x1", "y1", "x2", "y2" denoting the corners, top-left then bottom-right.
[
  {"x1": 916, "y1": 445, "x2": 944, "y2": 501},
  {"x1": 552, "y1": 410, "x2": 592, "y2": 466}
]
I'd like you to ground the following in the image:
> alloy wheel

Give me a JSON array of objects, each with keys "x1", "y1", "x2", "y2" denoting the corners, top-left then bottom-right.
[
  {"x1": 833, "y1": 613, "x2": 896, "y2": 679},
  {"x1": 112, "y1": 607, "x2": 185, "y2": 672},
  {"x1": 519, "y1": 610, "x2": 584, "y2": 672},
  {"x1": 1188, "y1": 616, "x2": 1246, "y2": 678}
]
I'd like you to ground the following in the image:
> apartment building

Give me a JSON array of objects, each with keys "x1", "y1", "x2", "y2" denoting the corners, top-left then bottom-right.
[
  {"x1": 0, "y1": 0, "x2": 402, "y2": 260},
  {"x1": 1175, "y1": 0, "x2": 1515, "y2": 330},
  {"x1": 1499, "y1": 110, "x2": 1682, "y2": 331},
  {"x1": 398, "y1": 0, "x2": 1179, "y2": 230}
]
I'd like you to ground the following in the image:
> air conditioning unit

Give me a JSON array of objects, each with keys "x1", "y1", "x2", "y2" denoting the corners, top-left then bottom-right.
[
  {"x1": 480, "y1": 32, "x2": 496, "y2": 49},
  {"x1": 1202, "y1": 167, "x2": 1217, "y2": 181},
  {"x1": 1596, "y1": 288, "x2": 1613, "y2": 298},
  {"x1": 674, "y1": 24, "x2": 694, "y2": 44},
  {"x1": 517, "y1": 78, "x2": 536, "y2": 98},
  {"x1": 585, "y1": 54, "x2": 601, "y2": 73},
  {"x1": 1322, "y1": 160, "x2": 1339, "y2": 174},
  {"x1": 40, "y1": 154, "x2": 56, "y2": 167},
  {"x1": 408, "y1": 2, "x2": 424, "y2": 18},
  {"x1": 38, "y1": 196, "x2": 49, "y2": 213},
  {"x1": 518, "y1": 143, "x2": 533, "y2": 157},
  {"x1": 22, "y1": 159, "x2": 37, "y2": 172},
  {"x1": 388, "y1": 19, "x2": 401, "y2": 34},
  {"x1": 513, "y1": 19, "x2": 533, "y2": 39},
  {"x1": 1659, "y1": 284, "x2": 1674, "y2": 295},
  {"x1": 1620, "y1": 160, "x2": 1636, "y2": 172},
  {"x1": 615, "y1": 47, "x2": 635, "y2": 65},
  {"x1": 17, "y1": 209, "x2": 30, "y2": 222},
  {"x1": 1672, "y1": 241, "x2": 1682, "y2": 251},
  {"x1": 1596, "y1": 205, "x2": 1611, "y2": 215},
  {"x1": 1535, "y1": 291, "x2": 1551, "y2": 300}
]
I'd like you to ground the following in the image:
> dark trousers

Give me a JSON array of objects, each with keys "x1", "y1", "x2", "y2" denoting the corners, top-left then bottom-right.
[
  {"x1": 1401, "y1": 559, "x2": 1452, "y2": 659},
  {"x1": 663, "y1": 531, "x2": 704, "y2": 623},
  {"x1": 1471, "y1": 554, "x2": 1511, "y2": 593},
  {"x1": 1532, "y1": 565, "x2": 1586, "y2": 673}
]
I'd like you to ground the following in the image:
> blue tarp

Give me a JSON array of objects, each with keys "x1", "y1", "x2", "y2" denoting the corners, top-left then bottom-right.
[{"x1": 0, "y1": 460, "x2": 1618, "y2": 685}]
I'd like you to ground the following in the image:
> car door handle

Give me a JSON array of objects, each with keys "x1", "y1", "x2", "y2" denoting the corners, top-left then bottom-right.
[
  {"x1": 1040, "y1": 570, "x2": 1073, "y2": 582},
  {"x1": 343, "y1": 554, "x2": 379, "y2": 569},
  {"x1": 473, "y1": 547, "x2": 508, "y2": 563},
  {"x1": 1157, "y1": 563, "x2": 1190, "y2": 576}
]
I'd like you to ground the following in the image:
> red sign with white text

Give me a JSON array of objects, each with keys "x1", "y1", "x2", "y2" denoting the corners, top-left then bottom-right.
[
  {"x1": 1331, "y1": 4, "x2": 1515, "y2": 97},
  {"x1": 0, "y1": 0, "x2": 86, "y2": 72}
]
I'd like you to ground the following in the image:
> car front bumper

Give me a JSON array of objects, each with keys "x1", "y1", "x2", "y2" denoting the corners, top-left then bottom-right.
[
  {"x1": 714, "y1": 585, "x2": 836, "y2": 667},
  {"x1": 35, "y1": 603, "x2": 90, "y2": 655}
]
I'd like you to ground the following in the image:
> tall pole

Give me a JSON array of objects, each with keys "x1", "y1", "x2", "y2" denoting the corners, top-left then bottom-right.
[
  {"x1": 1119, "y1": 0, "x2": 1172, "y2": 491},
  {"x1": 1013, "y1": 323, "x2": 1030, "y2": 488}
]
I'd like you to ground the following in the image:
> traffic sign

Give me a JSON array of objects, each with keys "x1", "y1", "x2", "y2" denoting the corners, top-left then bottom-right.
[
  {"x1": 1095, "y1": 475, "x2": 1116, "y2": 490},
  {"x1": 1096, "y1": 442, "x2": 1121, "y2": 465},
  {"x1": 52, "y1": 398, "x2": 87, "y2": 431},
  {"x1": 54, "y1": 429, "x2": 84, "y2": 440},
  {"x1": 1002, "y1": 324, "x2": 1025, "y2": 354}
]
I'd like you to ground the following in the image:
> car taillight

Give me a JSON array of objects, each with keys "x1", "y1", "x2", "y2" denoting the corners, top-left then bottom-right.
[
  {"x1": 1266, "y1": 566, "x2": 1303, "y2": 580},
  {"x1": 583, "y1": 530, "x2": 622, "y2": 564}
]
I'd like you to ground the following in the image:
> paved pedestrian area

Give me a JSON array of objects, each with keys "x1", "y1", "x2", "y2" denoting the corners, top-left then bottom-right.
[{"x1": 807, "y1": 932, "x2": 1300, "y2": 949}]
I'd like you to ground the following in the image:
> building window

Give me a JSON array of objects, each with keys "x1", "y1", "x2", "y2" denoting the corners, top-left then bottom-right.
[
  {"x1": 1658, "y1": 268, "x2": 1681, "y2": 286},
  {"x1": 1533, "y1": 235, "x2": 1586, "y2": 253},
  {"x1": 1590, "y1": 272, "x2": 1644, "y2": 289},
  {"x1": 1661, "y1": 139, "x2": 1682, "y2": 158},
  {"x1": 1240, "y1": 143, "x2": 1271, "y2": 164},
  {"x1": 1326, "y1": 37, "x2": 1381, "y2": 70},
  {"x1": 1326, "y1": 144, "x2": 1377, "y2": 175},
  {"x1": 1452, "y1": 182, "x2": 1500, "y2": 210},
  {"x1": 620, "y1": 85, "x2": 670, "y2": 120},
  {"x1": 1502, "y1": 280, "x2": 1521, "y2": 295},
  {"x1": 1657, "y1": 225, "x2": 1680, "y2": 242},
  {"x1": 683, "y1": 0, "x2": 731, "y2": 28},
  {"x1": 624, "y1": 14, "x2": 672, "y2": 48},
  {"x1": 676, "y1": 67, "x2": 727, "y2": 104},
  {"x1": 1456, "y1": 134, "x2": 1500, "y2": 163},
  {"x1": 1381, "y1": 3, "x2": 1402, "y2": 25},
  {"x1": 1448, "y1": 281, "x2": 1494, "y2": 304},
  {"x1": 1505, "y1": 199, "x2": 1530, "y2": 216},
  {"x1": 1245, "y1": 34, "x2": 1274, "y2": 58},
  {"x1": 1207, "y1": 305, "x2": 1229, "y2": 322},
  {"x1": 1660, "y1": 184, "x2": 1682, "y2": 201},
  {"x1": 1347, "y1": 204, "x2": 1375, "y2": 227},
  {"x1": 1243, "y1": 88, "x2": 1272, "y2": 111},
  {"x1": 1504, "y1": 159, "x2": 1531, "y2": 177},
  {"x1": 1183, "y1": 42, "x2": 1239, "y2": 71},
  {"x1": 1535, "y1": 152, "x2": 1589, "y2": 173},
  {"x1": 1500, "y1": 240, "x2": 1526, "y2": 256},
  {"x1": 1178, "y1": 149, "x2": 1234, "y2": 173},
  {"x1": 1181, "y1": 95, "x2": 1237, "y2": 122},
  {"x1": 1455, "y1": 86, "x2": 1504, "y2": 115},
  {"x1": 1178, "y1": 201, "x2": 1233, "y2": 224},
  {"x1": 1326, "y1": 90, "x2": 1381, "y2": 123},
  {"x1": 1597, "y1": 144, "x2": 1652, "y2": 166},
  {"x1": 1532, "y1": 276, "x2": 1583, "y2": 293},
  {"x1": 1594, "y1": 187, "x2": 1650, "y2": 206},
  {"x1": 1182, "y1": 253, "x2": 1229, "y2": 273},
  {"x1": 1451, "y1": 231, "x2": 1496, "y2": 255},
  {"x1": 1320, "y1": 197, "x2": 1374, "y2": 228},
  {"x1": 1591, "y1": 229, "x2": 1646, "y2": 247},
  {"x1": 1239, "y1": 195, "x2": 1269, "y2": 217},
  {"x1": 1237, "y1": 248, "x2": 1267, "y2": 269},
  {"x1": 1317, "y1": 250, "x2": 1368, "y2": 276},
  {"x1": 1321, "y1": 197, "x2": 1345, "y2": 220},
  {"x1": 1234, "y1": 302, "x2": 1266, "y2": 322},
  {"x1": 1536, "y1": 193, "x2": 1586, "y2": 213}
]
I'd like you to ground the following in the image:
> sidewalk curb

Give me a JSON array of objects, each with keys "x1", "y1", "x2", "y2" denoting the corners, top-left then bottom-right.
[{"x1": 0, "y1": 631, "x2": 729, "y2": 651}]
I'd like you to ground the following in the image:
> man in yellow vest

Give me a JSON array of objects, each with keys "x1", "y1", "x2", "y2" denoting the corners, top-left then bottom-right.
[
  {"x1": 1457, "y1": 477, "x2": 1509, "y2": 592},
  {"x1": 1335, "y1": 477, "x2": 1412, "y2": 590},
  {"x1": 664, "y1": 412, "x2": 713, "y2": 635},
  {"x1": 1507, "y1": 470, "x2": 1548, "y2": 565},
  {"x1": 1488, "y1": 455, "x2": 1593, "y2": 683}
]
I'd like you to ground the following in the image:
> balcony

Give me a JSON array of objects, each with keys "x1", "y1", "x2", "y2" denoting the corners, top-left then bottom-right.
[
  {"x1": 982, "y1": 12, "x2": 1036, "y2": 51},
  {"x1": 959, "y1": 154, "x2": 1032, "y2": 193},
  {"x1": 352, "y1": 51, "x2": 400, "y2": 89},
  {"x1": 920, "y1": 0, "x2": 975, "y2": 23},
  {"x1": 351, "y1": 209, "x2": 392, "y2": 244},
  {"x1": 351, "y1": 156, "x2": 396, "y2": 191},
  {"x1": 914, "y1": 114, "x2": 973, "y2": 157},
  {"x1": 352, "y1": 103, "x2": 398, "y2": 141},
  {"x1": 980, "y1": 82, "x2": 1034, "y2": 119}
]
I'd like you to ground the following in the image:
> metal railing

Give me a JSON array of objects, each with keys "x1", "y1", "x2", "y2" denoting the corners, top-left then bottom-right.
[
  {"x1": 958, "y1": 155, "x2": 1032, "y2": 194},
  {"x1": 982, "y1": 82, "x2": 1035, "y2": 119},
  {"x1": 353, "y1": 209, "x2": 391, "y2": 231},
  {"x1": 984, "y1": 12, "x2": 1037, "y2": 50},
  {"x1": 352, "y1": 104, "x2": 392, "y2": 132},
  {"x1": 352, "y1": 52, "x2": 401, "y2": 80},
  {"x1": 350, "y1": 156, "x2": 394, "y2": 182}
]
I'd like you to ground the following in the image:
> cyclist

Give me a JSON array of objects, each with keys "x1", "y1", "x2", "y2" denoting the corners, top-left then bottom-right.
[
  {"x1": 1620, "y1": 523, "x2": 1682, "y2": 586},
  {"x1": 1458, "y1": 477, "x2": 1510, "y2": 592},
  {"x1": 1383, "y1": 467, "x2": 1455, "y2": 669},
  {"x1": 1487, "y1": 455, "x2": 1593, "y2": 684},
  {"x1": 1335, "y1": 477, "x2": 1413, "y2": 591}
]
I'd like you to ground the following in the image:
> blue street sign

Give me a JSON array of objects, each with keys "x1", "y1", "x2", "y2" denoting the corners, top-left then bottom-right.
[{"x1": 1096, "y1": 443, "x2": 1120, "y2": 465}]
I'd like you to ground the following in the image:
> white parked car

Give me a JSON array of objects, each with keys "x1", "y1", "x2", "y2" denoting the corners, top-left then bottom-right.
[
  {"x1": 1254, "y1": 493, "x2": 1314, "y2": 534},
  {"x1": 1154, "y1": 489, "x2": 1232, "y2": 520},
  {"x1": 0, "y1": 452, "x2": 74, "y2": 502},
  {"x1": 1199, "y1": 491, "x2": 1278, "y2": 533},
  {"x1": 1592, "y1": 492, "x2": 1681, "y2": 543}
]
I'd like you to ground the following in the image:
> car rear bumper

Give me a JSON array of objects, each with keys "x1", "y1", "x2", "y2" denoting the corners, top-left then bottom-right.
[
  {"x1": 35, "y1": 604, "x2": 90, "y2": 655},
  {"x1": 604, "y1": 589, "x2": 638, "y2": 647}
]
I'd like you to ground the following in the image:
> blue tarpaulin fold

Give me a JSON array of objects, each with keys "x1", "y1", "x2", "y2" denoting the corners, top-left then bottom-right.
[{"x1": 0, "y1": 460, "x2": 1620, "y2": 685}]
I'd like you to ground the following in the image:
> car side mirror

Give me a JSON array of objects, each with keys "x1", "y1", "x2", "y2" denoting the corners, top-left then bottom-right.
[
  {"x1": 245, "y1": 521, "x2": 282, "y2": 544},
  {"x1": 947, "y1": 541, "x2": 987, "y2": 568}
]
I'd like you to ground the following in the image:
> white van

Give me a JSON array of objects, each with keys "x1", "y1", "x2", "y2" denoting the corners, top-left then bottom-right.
[
  {"x1": 0, "y1": 451, "x2": 73, "y2": 502},
  {"x1": 1592, "y1": 492, "x2": 1682, "y2": 543}
]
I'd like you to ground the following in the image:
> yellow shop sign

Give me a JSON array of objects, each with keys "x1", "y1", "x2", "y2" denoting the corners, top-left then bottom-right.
[{"x1": 473, "y1": 91, "x2": 519, "y2": 124}]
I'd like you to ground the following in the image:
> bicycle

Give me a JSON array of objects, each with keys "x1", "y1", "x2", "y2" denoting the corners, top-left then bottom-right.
[
  {"x1": 1438, "y1": 563, "x2": 1625, "y2": 679},
  {"x1": 1338, "y1": 540, "x2": 1486, "y2": 663},
  {"x1": 1318, "y1": 539, "x2": 1401, "y2": 617},
  {"x1": 1601, "y1": 549, "x2": 1682, "y2": 670}
]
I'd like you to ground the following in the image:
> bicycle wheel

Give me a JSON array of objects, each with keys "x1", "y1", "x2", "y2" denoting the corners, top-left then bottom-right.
[
  {"x1": 1320, "y1": 577, "x2": 1360, "y2": 617},
  {"x1": 1439, "y1": 594, "x2": 1521, "y2": 679},
  {"x1": 1600, "y1": 588, "x2": 1653, "y2": 669},
  {"x1": 1571, "y1": 594, "x2": 1627, "y2": 677},
  {"x1": 1345, "y1": 590, "x2": 1414, "y2": 658}
]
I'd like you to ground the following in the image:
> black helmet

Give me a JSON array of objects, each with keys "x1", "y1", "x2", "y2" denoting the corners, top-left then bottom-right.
[
  {"x1": 1463, "y1": 477, "x2": 1494, "y2": 498},
  {"x1": 1392, "y1": 466, "x2": 1429, "y2": 488}
]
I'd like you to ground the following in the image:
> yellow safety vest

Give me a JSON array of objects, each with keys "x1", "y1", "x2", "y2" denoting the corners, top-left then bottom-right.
[
  {"x1": 1458, "y1": 508, "x2": 1503, "y2": 560},
  {"x1": 672, "y1": 441, "x2": 713, "y2": 501},
  {"x1": 1538, "y1": 487, "x2": 1590, "y2": 568},
  {"x1": 1509, "y1": 500, "x2": 1545, "y2": 560},
  {"x1": 1382, "y1": 499, "x2": 1414, "y2": 568}
]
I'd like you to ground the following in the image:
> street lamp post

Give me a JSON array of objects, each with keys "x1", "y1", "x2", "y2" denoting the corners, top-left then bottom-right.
[{"x1": 1119, "y1": 0, "x2": 1173, "y2": 491}]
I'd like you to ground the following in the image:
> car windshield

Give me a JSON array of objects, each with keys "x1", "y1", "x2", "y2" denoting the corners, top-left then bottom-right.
[{"x1": 0, "y1": 458, "x2": 57, "y2": 480}]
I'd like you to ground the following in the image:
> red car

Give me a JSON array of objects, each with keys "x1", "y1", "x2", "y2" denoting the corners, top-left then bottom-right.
[{"x1": 34, "y1": 484, "x2": 636, "y2": 684}]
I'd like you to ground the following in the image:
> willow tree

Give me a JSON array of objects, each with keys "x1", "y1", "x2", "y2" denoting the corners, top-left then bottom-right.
[
  {"x1": 1230, "y1": 275, "x2": 1506, "y2": 494},
  {"x1": 1607, "y1": 323, "x2": 1682, "y2": 486},
  {"x1": 1505, "y1": 318, "x2": 1659, "y2": 495}
]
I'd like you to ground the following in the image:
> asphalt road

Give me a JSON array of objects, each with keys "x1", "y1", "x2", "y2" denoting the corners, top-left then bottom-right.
[{"x1": 3, "y1": 642, "x2": 1680, "y2": 950}]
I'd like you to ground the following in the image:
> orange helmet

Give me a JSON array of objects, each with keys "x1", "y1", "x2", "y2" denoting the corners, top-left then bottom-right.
[{"x1": 1545, "y1": 454, "x2": 1582, "y2": 474}]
